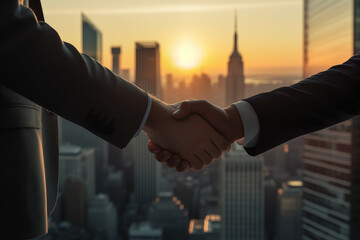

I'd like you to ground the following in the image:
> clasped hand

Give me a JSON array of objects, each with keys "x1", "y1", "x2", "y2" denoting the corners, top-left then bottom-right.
[{"x1": 143, "y1": 99, "x2": 244, "y2": 172}]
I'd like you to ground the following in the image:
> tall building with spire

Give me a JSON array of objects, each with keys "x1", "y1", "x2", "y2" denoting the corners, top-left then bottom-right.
[{"x1": 226, "y1": 13, "x2": 245, "y2": 106}]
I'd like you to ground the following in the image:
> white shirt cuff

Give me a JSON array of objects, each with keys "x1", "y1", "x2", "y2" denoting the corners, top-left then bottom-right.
[
  {"x1": 233, "y1": 101, "x2": 260, "y2": 148},
  {"x1": 132, "y1": 94, "x2": 152, "y2": 138}
]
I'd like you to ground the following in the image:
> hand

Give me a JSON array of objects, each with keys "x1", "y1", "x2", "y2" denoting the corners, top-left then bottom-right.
[
  {"x1": 143, "y1": 98, "x2": 231, "y2": 171},
  {"x1": 147, "y1": 100, "x2": 244, "y2": 171},
  {"x1": 173, "y1": 100, "x2": 244, "y2": 142}
]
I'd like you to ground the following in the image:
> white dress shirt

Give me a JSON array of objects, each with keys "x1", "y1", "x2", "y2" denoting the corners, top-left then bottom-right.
[
  {"x1": 233, "y1": 101, "x2": 260, "y2": 147},
  {"x1": 132, "y1": 94, "x2": 152, "y2": 138}
]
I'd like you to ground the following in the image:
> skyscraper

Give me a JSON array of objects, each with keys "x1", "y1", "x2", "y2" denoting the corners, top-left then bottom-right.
[
  {"x1": 189, "y1": 215, "x2": 221, "y2": 240},
  {"x1": 129, "y1": 222, "x2": 163, "y2": 240},
  {"x1": 59, "y1": 145, "x2": 96, "y2": 203},
  {"x1": 111, "y1": 46, "x2": 121, "y2": 74},
  {"x1": 221, "y1": 147, "x2": 265, "y2": 240},
  {"x1": 133, "y1": 133, "x2": 161, "y2": 208},
  {"x1": 135, "y1": 42, "x2": 161, "y2": 97},
  {"x1": 264, "y1": 175, "x2": 277, "y2": 240},
  {"x1": 108, "y1": 46, "x2": 124, "y2": 170},
  {"x1": 87, "y1": 194, "x2": 118, "y2": 240},
  {"x1": 133, "y1": 42, "x2": 162, "y2": 209},
  {"x1": 190, "y1": 73, "x2": 212, "y2": 101},
  {"x1": 82, "y1": 13, "x2": 102, "y2": 63},
  {"x1": 147, "y1": 192, "x2": 189, "y2": 240},
  {"x1": 302, "y1": 1, "x2": 360, "y2": 239},
  {"x1": 64, "y1": 178, "x2": 86, "y2": 228},
  {"x1": 61, "y1": 13, "x2": 107, "y2": 193},
  {"x1": 226, "y1": 13, "x2": 245, "y2": 106},
  {"x1": 276, "y1": 180, "x2": 303, "y2": 240}
]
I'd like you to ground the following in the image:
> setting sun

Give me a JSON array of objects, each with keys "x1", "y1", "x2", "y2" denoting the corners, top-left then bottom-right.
[{"x1": 173, "y1": 41, "x2": 202, "y2": 69}]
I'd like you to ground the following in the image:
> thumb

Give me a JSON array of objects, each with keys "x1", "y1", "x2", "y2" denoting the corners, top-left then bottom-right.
[{"x1": 172, "y1": 101, "x2": 192, "y2": 119}]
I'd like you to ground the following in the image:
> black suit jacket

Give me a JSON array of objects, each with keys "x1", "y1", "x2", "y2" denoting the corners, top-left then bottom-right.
[
  {"x1": 244, "y1": 54, "x2": 360, "y2": 156},
  {"x1": 0, "y1": 0, "x2": 149, "y2": 238}
]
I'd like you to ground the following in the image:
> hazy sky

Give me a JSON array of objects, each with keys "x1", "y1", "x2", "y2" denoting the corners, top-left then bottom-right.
[{"x1": 42, "y1": 0, "x2": 303, "y2": 82}]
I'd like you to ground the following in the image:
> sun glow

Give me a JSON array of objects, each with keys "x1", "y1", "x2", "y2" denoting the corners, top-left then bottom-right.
[{"x1": 173, "y1": 41, "x2": 202, "y2": 69}]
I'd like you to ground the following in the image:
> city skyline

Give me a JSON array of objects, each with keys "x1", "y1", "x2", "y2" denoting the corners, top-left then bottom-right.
[
  {"x1": 42, "y1": 0, "x2": 303, "y2": 82},
  {"x1": 25, "y1": 1, "x2": 360, "y2": 239}
]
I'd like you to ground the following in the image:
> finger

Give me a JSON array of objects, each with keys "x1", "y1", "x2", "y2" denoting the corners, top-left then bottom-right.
[
  {"x1": 211, "y1": 133, "x2": 231, "y2": 153},
  {"x1": 191, "y1": 155, "x2": 205, "y2": 171},
  {"x1": 196, "y1": 149, "x2": 213, "y2": 166},
  {"x1": 172, "y1": 101, "x2": 195, "y2": 119},
  {"x1": 154, "y1": 150, "x2": 172, "y2": 163},
  {"x1": 204, "y1": 140, "x2": 222, "y2": 159},
  {"x1": 170, "y1": 102, "x2": 181, "y2": 109},
  {"x1": 176, "y1": 160, "x2": 191, "y2": 173},
  {"x1": 225, "y1": 144, "x2": 232, "y2": 153},
  {"x1": 166, "y1": 155, "x2": 182, "y2": 168},
  {"x1": 173, "y1": 100, "x2": 211, "y2": 120},
  {"x1": 147, "y1": 140, "x2": 162, "y2": 154}
]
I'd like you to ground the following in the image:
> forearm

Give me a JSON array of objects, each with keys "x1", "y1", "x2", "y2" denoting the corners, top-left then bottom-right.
[
  {"x1": 0, "y1": 3, "x2": 148, "y2": 148},
  {"x1": 244, "y1": 54, "x2": 360, "y2": 155}
]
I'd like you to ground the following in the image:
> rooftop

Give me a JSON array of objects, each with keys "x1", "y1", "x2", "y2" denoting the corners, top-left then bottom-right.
[
  {"x1": 59, "y1": 145, "x2": 82, "y2": 155},
  {"x1": 129, "y1": 222, "x2": 162, "y2": 236}
]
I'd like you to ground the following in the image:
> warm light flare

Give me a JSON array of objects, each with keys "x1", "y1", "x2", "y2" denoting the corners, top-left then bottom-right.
[{"x1": 173, "y1": 41, "x2": 201, "y2": 69}]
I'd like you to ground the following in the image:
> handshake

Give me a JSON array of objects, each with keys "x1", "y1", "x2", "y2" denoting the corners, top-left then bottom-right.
[{"x1": 142, "y1": 98, "x2": 244, "y2": 172}]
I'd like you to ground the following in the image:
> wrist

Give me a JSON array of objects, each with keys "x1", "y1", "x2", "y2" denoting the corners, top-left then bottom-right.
[
  {"x1": 143, "y1": 97, "x2": 171, "y2": 134},
  {"x1": 225, "y1": 105, "x2": 244, "y2": 140}
]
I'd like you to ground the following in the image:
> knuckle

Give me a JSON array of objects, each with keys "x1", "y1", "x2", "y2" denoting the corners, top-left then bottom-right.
[
  {"x1": 205, "y1": 158, "x2": 213, "y2": 166},
  {"x1": 155, "y1": 154, "x2": 164, "y2": 162},
  {"x1": 166, "y1": 159, "x2": 178, "y2": 168},
  {"x1": 180, "y1": 101, "x2": 189, "y2": 107},
  {"x1": 222, "y1": 142, "x2": 230, "y2": 151},
  {"x1": 192, "y1": 163, "x2": 203, "y2": 171}
]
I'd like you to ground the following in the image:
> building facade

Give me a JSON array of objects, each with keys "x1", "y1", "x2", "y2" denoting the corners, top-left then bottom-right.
[
  {"x1": 129, "y1": 222, "x2": 163, "y2": 240},
  {"x1": 111, "y1": 46, "x2": 121, "y2": 75},
  {"x1": 302, "y1": 1, "x2": 360, "y2": 239},
  {"x1": 135, "y1": 42, "x2": 161, "y2": 98},
  {"x1": 63, "y1": 178, "x2": 86, "y2": 228},
  {"x1": 82, "y1": 13, "x2": 102, "y2": 63},
  {"x1": 133, "y1": 42, "x2": 162, "y2": 209},
  {"x1": 59, "y1": 145, "x2": 96, "y2": 203},
  {"x1": 221, "y1": 147, "x2": 265, "y2": 240},
  {"x1": 87, "y1": 194, "x2": 118, "y2": 240},
  {"x1": 147, "y1": 192, "x2": 189, "y2": 240},
  {"x1": 276, "y1": 181, "x2": 303, "y2": 240},
  {"x1": 226, "y1": 15, "x2": 245, "y2": 106},
  {"x1": 133, "y1": 133, "x2": 161, "y2": 208}
]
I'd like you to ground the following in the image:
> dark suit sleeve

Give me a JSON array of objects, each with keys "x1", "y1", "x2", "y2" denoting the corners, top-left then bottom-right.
[
  {"x1": 0, "y1": 2, "x2": 148, "y2": 149},
  {"x1": 243, "y1": 54, "x2": 360, "y2": 156}
]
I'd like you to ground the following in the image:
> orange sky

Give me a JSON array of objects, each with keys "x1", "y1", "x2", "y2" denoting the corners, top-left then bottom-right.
[{"x1": 42, "y1": 0, "x2": 303, "y2": 83}]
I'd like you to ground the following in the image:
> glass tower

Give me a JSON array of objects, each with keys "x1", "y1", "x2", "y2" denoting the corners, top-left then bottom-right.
[
  {"x1": 303, "y1": 1, "x2": 360, "y2": 239},
  {"x1": 221, "y1": 147, "x2": 264, "y2": 240},
  {"x1": 133, "y1": 42, "x2": 161, "y2": 210},
  {"x1": 82, "y1": 13, "x2": 102, "y2": 63},
  {"x1": 135, "y1": 42, "x2": 161, "y2": 98}
]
